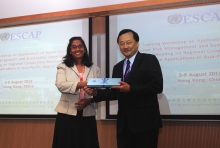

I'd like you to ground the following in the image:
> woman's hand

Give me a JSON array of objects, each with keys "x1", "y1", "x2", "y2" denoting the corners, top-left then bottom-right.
[
  {"x1": 77, "y1": 81, "x2": 87, "y2": 89},
  {"x1": 75, "y1": 98, "x2": 93, "y2": 110}
]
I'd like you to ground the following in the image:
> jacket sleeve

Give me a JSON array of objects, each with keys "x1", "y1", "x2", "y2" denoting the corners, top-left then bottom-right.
[
  {"x1": 130, "y1": 54, "x2": 163, "y2": 95},
  {"x1": 55, "y1": 63, "x2": 79, "y2": 94}
]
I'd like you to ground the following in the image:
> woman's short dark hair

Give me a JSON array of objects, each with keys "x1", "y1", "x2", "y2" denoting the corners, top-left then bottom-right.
[
  {"x1": 62, "y1": 36, "x2": 93, "y2": 67},
  {"x1": 117, "y1": 29, "x2": 139, "y2": 43}
]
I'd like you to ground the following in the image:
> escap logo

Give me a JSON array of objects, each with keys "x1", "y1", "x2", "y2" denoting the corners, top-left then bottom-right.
[
  {"x1": 167, "y1": 14, "x2": 182, "y2": 24},
  {"x1": 0, "y1": 30, "x2": 41, "y2": 41},
  {"x1": 0, "y1": 32, "x2": 10, "y2": 41},
  {"x1": 182, "y1": 12, "x2": 220, "y2": 24},
  {"x1": 168, "y1": 11, "x2": 220, "y2": 25}
]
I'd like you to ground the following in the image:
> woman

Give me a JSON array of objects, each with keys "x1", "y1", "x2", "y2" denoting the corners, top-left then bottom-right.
[{"x1": 52, "y1": 37, "x2": 100, "y2": 148}]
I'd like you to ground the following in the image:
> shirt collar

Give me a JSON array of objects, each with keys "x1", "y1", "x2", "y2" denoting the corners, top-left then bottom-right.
[{"x1": 124, "y1": 51, "x2": 138, "y2": 65}]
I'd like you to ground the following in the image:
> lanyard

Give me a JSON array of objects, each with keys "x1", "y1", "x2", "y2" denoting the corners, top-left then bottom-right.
[{"x1": 79, "y1": 66, "x2": 85, "y2": 100}]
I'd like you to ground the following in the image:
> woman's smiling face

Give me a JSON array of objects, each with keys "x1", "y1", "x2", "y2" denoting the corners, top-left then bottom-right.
[{"x1": 70, "y1": 39, "x2": 86, "y2": 61}]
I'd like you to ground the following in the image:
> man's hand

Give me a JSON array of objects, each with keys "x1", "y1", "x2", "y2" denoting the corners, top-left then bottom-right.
[
  {"x1": 112, "y1": 81, "x2": 130, "y2": 93},
  {"x1": 84, "y1": 86, "x2": 97, "y2": 96},
  {"x1": 75, "y1": 98, "x2": 92, "y2": 110}
]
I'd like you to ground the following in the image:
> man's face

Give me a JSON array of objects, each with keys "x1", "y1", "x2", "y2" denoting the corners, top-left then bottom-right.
[{"x1": 118, "y1": 32, "x2": 139, "y2": 59}]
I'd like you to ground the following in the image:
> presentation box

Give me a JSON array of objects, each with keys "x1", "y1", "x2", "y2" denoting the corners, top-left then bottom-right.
[{"x1": 87, "y1": 78, "x2": 121, "y2": 88}]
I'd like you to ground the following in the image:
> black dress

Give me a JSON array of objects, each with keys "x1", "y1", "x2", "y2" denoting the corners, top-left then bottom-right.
[{"x1": 52, "y1": 111, "x2": 100, "y2": 148}]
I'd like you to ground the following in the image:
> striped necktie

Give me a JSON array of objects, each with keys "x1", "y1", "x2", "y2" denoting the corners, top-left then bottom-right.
[{"x1": 124, "y1": 60, "x2": 130, "y2": 82}]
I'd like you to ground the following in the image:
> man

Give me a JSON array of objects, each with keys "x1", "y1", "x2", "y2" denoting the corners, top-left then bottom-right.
[{"x1": 87, "y1": 29, "x2": 163, "y2": 148}]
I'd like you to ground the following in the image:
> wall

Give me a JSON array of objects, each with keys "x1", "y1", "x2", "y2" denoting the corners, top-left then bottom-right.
[{"x1": 0, "y1": 119, "x2": 220, "y2": 148}]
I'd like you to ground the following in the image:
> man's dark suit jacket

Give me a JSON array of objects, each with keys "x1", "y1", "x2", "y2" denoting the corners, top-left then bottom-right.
[{"x1": 94, "y1": 52, "x2": 163, "y2": 133}]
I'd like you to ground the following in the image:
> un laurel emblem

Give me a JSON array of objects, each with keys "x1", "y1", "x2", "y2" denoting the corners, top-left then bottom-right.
[
  {"x1": 167, "y1": 14, "x2": 182, "y2": 24},
  {"x1": 0, "y1": 32, "x2": 10, "y2": 41}
]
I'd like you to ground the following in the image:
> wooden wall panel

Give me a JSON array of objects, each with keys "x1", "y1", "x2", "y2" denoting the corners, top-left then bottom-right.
[
  {"x1": 97, "y1": 120, "x2": 117, "y2": 148},
  {"x1": 158, "y1": 121, "x2": 220, "y2": 148},
  {"x1": 0, "y1": 119, "x2": 55, "y2": 148},
  {"x1": 0, "y1": 120, "x2": 219, "y2": 148},
  {"x1": 92, "y1": 17, "x2": 106, "y2": 34}
]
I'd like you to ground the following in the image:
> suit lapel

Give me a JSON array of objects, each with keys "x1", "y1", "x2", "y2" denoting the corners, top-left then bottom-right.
[
  {"x1": 118, "y1": 60, "x2": 124, "y2": 81},
  {"x1": 84, "y1": 66, "x2": 91, "y2": 80},
  {"x1": 71, "y1": 65, "x2": 79, "y2": 76},
  {"x1": 71, "y1": 65, "x2": 91, "y2": 80},
  {"x1": 126, "y1": 52, "x2": 142, "y2": 83}
]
